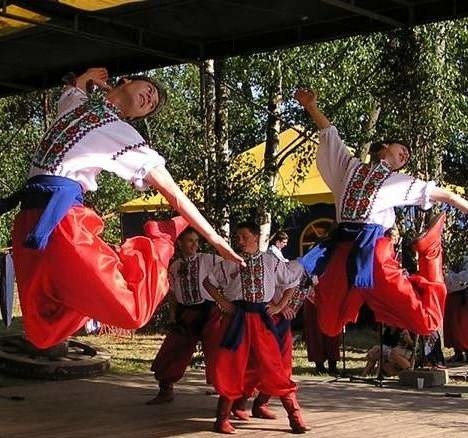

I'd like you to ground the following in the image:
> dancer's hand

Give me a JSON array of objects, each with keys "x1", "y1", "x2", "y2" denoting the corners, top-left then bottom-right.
[
  {"x1": 218, "y1": 299, "x2": 236, "y2": 316},
  {"x1": 281, "y1": 305, "x2": 296, "y2": 320},
  {"x1": 294, "y1": 88, "x2": 318, "y2": 109},
  {"x1": 211, "y1": 235, "x2": 246, "y2": 266},
  {"x1": 77, "y1": 67, "x2": 111, "y2": 91},
  {"x1": 266, "y1": 302, "x2": 282, "y2": 316}
]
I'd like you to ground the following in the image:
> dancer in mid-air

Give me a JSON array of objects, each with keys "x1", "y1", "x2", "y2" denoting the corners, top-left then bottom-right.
[
  {"x1": 295, "y1": 88, "x2": 468, "y2": 337},
  {"x1": 1, "y1": 67, "x2": 242, "y2": 350}
]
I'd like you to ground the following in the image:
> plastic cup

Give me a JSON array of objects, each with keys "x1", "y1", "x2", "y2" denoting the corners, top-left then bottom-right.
[{"x1": 416, "y1": 377, "x2": 424, "y2": 390}]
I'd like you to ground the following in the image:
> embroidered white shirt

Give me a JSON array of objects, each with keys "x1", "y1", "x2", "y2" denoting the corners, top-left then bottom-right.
[
  {"x1": 317, "y1": 126, "x2": 436, "y2": 229},
  {"x1": 267, "y1": 244, "x2": 289, "y2": 262},
  {"x1": 446, "y1": 269, "x2": 468, "y2": 293},
  {"x1": 170, "y1": 253, "x2": 222, "y2": 304},
  {"x1": 207, "y1": 253, "x2": 303, "y2": 303},
  {"x1": 28, "y1": 87, "x2": 165, "y2": 192}
]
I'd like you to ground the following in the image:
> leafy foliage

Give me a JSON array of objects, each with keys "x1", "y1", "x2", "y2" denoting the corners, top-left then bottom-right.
[{"x1": 0, "y1": 20, "x2": 466, "y2": 262}]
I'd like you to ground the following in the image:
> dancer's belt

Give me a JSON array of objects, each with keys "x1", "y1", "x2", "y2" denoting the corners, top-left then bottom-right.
[
  {"x1": 221, "y1": 300, "x2": 282, "y2": 351},
  {"x1": 299, "y1": 222, "x2": 385, "y2": 288},
  {"x1": 173, "y1": 301, "x2": 214, "y2": 335},
  {"x1": 0, "y1": 175, "x2": 83, "y2": 250}
]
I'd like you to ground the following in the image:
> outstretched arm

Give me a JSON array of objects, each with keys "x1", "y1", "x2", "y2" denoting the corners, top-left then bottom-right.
[
  {"x1": 294, "y1": 89, "x2": 331, "y2": 130},
  {"x1": 146, "y1": 167, "x2": 244, "y2": 265},
  {"x1": 430, "y1": 187, "x2": 468, "y2": 214}
]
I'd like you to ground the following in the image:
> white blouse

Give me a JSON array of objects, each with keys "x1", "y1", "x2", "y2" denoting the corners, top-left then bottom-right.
[
  {"x1": 28, "y1": 87, "x2": 165, "y2": 192},
  {"x1": 317, "y1": 126, "x2": 436, "y2": 230},
  {"x1": 267, "y1": 244, "x2": 289, "y2": 262},
  {"x1": 169, "y1": 253, "x2": 222, "y2": 305},
  {"x1": 446, "y1": 269, "x2": 468, "y2": 293},
  {"x1": 206, "y1": 252, "x2": 303, "y2": 303}
]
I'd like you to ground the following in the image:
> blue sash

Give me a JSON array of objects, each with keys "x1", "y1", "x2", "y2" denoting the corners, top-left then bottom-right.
[
  {"x1": 221, "y1": 301, "x2": 280, "y2": 351},
  {"x1": 299, "y1": 222, "x2": 385, "y2": 288},
  {"x1": 0, "y1": 175, "x2": 83, "y2": 250}
]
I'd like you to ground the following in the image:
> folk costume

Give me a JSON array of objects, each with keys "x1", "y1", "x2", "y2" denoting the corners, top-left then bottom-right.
[
  {"x1": 444, "y1": 261, "x2": 468, "y2": 351},
  {"x1": 148, "y1": 252, "x2": 221, "y2": 404},
  {"x1": 204, "y1": 253, "x2": 308, "y2": 434},
  {"x1": 232, "y1": 272, "x2": 314, "y2": 422},
  {"x1": 2, "y1": 87, "x2": 187, "y2": 348},
  {"x1": 300, "y1": 125, "x2": 447, "y2": 337},
  {"x1": 303, "y1": 287, "x2": 341, "y2": 374}
]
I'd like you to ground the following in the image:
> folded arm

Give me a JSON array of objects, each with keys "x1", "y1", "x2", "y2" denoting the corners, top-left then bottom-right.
[{"x1": 202, "y1": 277, "x2": 236, "y2": 315}]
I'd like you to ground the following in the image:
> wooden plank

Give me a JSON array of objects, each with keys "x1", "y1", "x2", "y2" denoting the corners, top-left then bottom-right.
[{"x1": 0, "y1": 371, "x2": 467, "y2": 437}]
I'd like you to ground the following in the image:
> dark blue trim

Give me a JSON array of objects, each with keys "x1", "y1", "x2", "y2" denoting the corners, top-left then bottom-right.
[{"x1": 299, "y1": 222, "x2": 385, "y2": 288}]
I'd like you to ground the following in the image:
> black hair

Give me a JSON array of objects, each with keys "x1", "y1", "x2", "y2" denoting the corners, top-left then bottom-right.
[
  {"x1": 236, "y1": 221, "x2": 261, "y2": 236},
  {"x1": 177, "y1": 226, "x2": 198, "y2": 241},
  {"x1": 272, "y1": 230, "x2": 289, "y2": 243},
  {"x1": 369, "y1": 140, "x2": 412, "y2": 170},
  {"x1": 116, "y1": 75, "x2": 167, "y2": 119}
]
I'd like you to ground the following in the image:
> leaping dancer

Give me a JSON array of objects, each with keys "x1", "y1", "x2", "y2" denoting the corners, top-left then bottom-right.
[
  {"x1": 295, "y1": 88, "x2": 468, "y2": 337},
  {"x1": 0, "y1": 67, "x2": 243, "y2": 350}
]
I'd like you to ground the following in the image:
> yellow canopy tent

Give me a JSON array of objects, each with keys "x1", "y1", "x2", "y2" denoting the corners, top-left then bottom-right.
[
  {"x1": 120, "y1": 180, "x2": 202, "y2": 212},
  {"x1": 0, "y1": 1, "x2": 141, "y2": 37},
  {"x1": 120, "y1": 126, "x2": 334, "y2": 212},
  {"x1": 239, "y1": 127, "x2": 333, "y2": 205}
]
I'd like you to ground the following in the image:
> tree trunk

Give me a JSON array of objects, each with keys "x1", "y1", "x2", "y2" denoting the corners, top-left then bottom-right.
[
  {"x1": 259, "y1": 55, "x2": 282, "y2": 251},
  {"x1": 200, "y1": 60, "x2": 217, "y2": 226},
  {"x1": 360, "y1": 103, "x2": 381, "y2": 161},
  {"x1": 214, "y1": 59, "x2": 231, "y2": 238}
]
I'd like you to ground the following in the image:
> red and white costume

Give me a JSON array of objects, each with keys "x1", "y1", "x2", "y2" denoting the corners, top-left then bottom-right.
[
  {"x1": 307, "y1": 125, "x2": 446, "y2": 336},
  {"x1": 150, "y1": 253, "x2": 221, "y2": 384},
  {"x1": 13, "y1": 87, "x2": 186, "y2": 348},
  {"x1": 204, "y1": 253, "x2": 302, "y2": 400}
]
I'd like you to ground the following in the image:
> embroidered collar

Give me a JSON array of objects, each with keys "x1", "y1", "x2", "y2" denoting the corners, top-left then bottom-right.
[
  {"x1": 340, "y1": 160, "x2": 393, "y2": 222},
  {"x1": 181, "y1": 254, "x2": 197, "y2": 263},
  {"x1": 378, "y1": 159, "x2": 394, "y2": 172},
  {"x1": 241, "y1": 250, "x2": 262, "y2": 262},
  {"x1": 104, "y1": 100, "x2": 124, "y2": 120}
]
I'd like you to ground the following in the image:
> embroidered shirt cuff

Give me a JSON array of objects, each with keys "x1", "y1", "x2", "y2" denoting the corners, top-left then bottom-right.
[
  {"x1": 421, "y1": 180, "x2": 436, "y2": 210},
  {"x1": 132, "y1": 158, "x2": 166, "y2": 191}
]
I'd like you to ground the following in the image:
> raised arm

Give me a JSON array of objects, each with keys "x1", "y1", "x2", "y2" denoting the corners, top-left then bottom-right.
[
  {"x1": 294, "y1": 89, "x2": 331, "y2": 130},
  {"x1": 429, "y1": 187, "x2": 468, "y2": 214},
  {"x1": 146, "y1": 166, "x2": 244, "y2": 265},
  {"x1": 73, "y1": 67, "x2": 111, "y2": 92}
]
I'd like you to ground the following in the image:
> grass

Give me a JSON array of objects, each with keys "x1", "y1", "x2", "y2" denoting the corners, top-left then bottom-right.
[
  {"x1": 1, "y1": 312, "x2": 466, "y2": 387},
  {"x1": 292, "y1": 327, "x2": 379, "y2": 378}
]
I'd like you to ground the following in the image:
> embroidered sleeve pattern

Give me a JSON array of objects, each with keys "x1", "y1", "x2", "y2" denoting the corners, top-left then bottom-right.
[
  {"x1": 287, "y1": 274, "x2": 313, "y2": 313},
  {"x1": 111, "y1": 141, "x2": 148, "y2": 161},
  {"x1": 32, "y1": 100, "x2": 119, "y2": 173},
  {"x1": 340, "y1": 161, "x2": 393, "y2": 222}
]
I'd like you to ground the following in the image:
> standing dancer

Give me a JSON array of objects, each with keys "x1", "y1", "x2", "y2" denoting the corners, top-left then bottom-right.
[
  {"x1": 295, "y1": 88, "x2": 468, "y2": 337},
  {"x1": 231, "y1": 273, "x2": 313, "y2": 422},
  {"x1": 203, "y1": 222, "x2": 308, "y2": 434},
  {"x1": 303, "y1": 283, "x2": 341, "y2": 375},
  {"x1": 444, "y1": 256, "x2": 468, "y2": 359},
  {"x1": 0, "y1": 67, "x2": 242, "y2": 350},
  {"x1": 147, "y1": 227, "x2": 221, "y2": 404}
]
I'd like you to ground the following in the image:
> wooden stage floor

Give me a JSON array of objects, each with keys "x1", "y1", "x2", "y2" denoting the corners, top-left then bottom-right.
[{"x1": 1, "y1": 369, "x2": 467, "y2": 437}]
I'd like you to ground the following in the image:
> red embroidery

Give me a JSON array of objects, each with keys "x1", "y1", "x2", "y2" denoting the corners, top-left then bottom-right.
[{"x1": 341, "y1": 161, "x2": 392, "y2": 221}]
